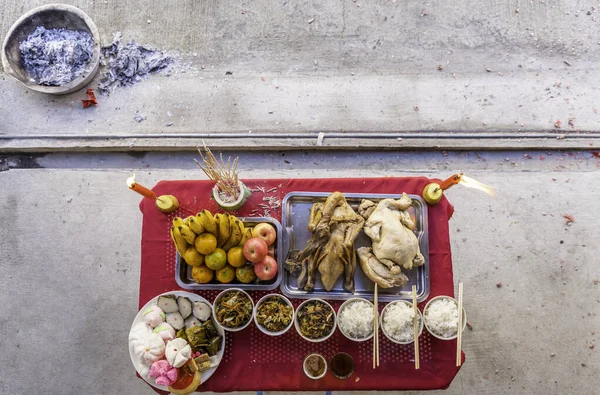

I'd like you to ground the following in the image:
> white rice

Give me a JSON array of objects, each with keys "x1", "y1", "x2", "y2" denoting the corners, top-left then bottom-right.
[
  {"x1": 338, "y1": 300, "x2": 373, "y2": 339},
  {"x1": 382, "y1": 302, "x2": 417, "y2": 342},
  {"x1": 424, "y1": 298, "x2": 459, "y2": 338}
]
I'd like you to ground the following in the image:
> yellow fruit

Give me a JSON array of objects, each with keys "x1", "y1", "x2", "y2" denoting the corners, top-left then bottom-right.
[
  {"x1": 205, "y1": 248, "x2": 227, "y2": 271},
  {"x1": 197, "y1": 210, "x2": 217, "y2": 236},
  {"x1": 183, "y1": 247, "x2": 204, "y2": 267},
  {"x1": 222, "y1": 219, "x2": 243, "y2": 251},
  {"x1": 178, "y1": 225, "x2": 197, "y2": 244},
  {"x1": 171, "y1": 226, "x2": 189, "y2": 255},
  {"x1": 192, "y1": 265, "x2": 214, "y2": 284},
  {"x1": 215, "y1": 213, "x2": 231, "y2": 248},
  {"x1": 216, "y1": 265, "x2": 235, "y2": 283},
  {"x1": 172, "y1": 217, "x2": 186, "y2": 228},
  {"x1": 239, "y1": 228, "x2": 253, "y2": 247},
  {"x1": 187, "y1": 217, "x2": 205, "y2": 234},
  {"x1": 194, "y1": 233, "x2": 217, "y2": 255},
  {"x1": 227, "y1": 246, "x2": 246, "y2": 268},
  {"x1": 236, "y1": 264, "x2": 257, "y2": 284}
]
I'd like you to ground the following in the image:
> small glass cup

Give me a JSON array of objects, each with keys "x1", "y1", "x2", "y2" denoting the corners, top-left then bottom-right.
[
  {"x1": 330, "y1": 352, "x2": 355, "y2": 379},
  {"x1": 303, "y1": 353, "x2": 327, "y2": 380}
]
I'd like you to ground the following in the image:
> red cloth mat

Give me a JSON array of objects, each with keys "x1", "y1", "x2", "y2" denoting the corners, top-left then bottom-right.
[{"x1": 138, "y1": 177, "x2": 463, "y2": 393}]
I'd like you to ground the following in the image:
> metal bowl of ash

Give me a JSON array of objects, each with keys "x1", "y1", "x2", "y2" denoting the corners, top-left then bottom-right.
[{"x1": 2, "y1": 4, "x2": 100, "y2": 95}]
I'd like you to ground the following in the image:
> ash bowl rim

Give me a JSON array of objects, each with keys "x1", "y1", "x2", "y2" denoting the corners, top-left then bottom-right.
[{"x1": 1, "y1": 3, "x2": 101, "y2": 95}]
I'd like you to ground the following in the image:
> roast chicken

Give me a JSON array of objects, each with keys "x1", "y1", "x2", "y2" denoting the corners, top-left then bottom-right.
[
  {"x1": 358, "y1": 194, "x2": 424, "y2": 288},
  {"x1": 284, "y1": 192, "x2": 364, "y2": 292}
]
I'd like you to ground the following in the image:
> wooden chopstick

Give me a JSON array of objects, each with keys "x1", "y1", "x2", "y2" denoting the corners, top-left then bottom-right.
[
  {"x1": 456, "y1": 282, "x2": 464, "y2": 367},
  {"x1": 375, "y1": 284, "x2": 379, "y2": 367},
  {"x1": 373, "y1": 284, "x2": 377, "y2": 369},
  {"x1": 412, "y1": 285, "x2": 420, "y2": 369}
]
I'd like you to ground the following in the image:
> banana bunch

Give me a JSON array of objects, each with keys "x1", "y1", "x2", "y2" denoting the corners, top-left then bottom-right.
[{"x1": 169, "y1": 209, "x2": 253, "y2": 267}]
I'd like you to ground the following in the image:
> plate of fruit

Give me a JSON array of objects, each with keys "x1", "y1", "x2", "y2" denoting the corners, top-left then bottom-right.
[
  {"x1": 128, "y1": 291, "x2": 225, "y2": 394},
  {"x1": 171, "y1": 210, "x2": 282, "y2": 290}
]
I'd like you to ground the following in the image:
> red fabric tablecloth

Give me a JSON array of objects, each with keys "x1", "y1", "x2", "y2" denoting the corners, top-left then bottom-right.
[{"x1": 138, "y1": 177, "x2": 462, "y2": 392}]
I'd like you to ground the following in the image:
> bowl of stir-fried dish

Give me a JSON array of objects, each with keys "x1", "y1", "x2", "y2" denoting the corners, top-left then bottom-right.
[
  {"x1": 254, "y1": 294, "x2": 295, "y2": 336},
  {"x1": 294, "y1": 298, "x2": 337, "y2": 342},
  {"x1": 213, "y1": 288, "x2": 254, "y2": 332}
]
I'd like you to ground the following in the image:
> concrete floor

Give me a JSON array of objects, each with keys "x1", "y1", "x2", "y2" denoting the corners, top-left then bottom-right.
[
  {"x1": 2, "y1": 0, "x2": 600, "y2": 150},
  {"x1": 1, "y1": 1, "x2": 599, "y2": 394},
  {"x1": 0, "y1": 151, "x2": 599, "y2": 394}
]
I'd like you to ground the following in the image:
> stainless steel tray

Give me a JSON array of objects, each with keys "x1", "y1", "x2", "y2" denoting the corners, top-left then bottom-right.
[
  {"x1": 175, "y1": 217, "x2": 283, "y2": 291},
  {"x1": 281, "y1": 192, "x2": 430, "y2": 302}
]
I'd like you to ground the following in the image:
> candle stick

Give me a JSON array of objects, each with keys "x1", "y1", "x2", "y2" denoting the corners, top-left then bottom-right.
[
  {"x1": 127, "y1": 174, "x2": 157, "y2": 200},
  {"x1": 439, "y1": 174, "x2": 463, "y2": 191},
  {"x1": 422, "y1": 173, "x2": 494, "y2": 205}
]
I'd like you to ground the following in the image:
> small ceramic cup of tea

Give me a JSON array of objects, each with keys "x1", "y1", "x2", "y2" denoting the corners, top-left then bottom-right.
[{"x1": 303, "y1": 353, "x2": 327, "y2": 380}]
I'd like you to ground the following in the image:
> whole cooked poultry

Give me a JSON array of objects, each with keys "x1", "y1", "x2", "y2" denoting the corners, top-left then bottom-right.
[
  {"x1": 284, "y1": 192, "x2": 364, "y2": 292},
  {"x1": 358, "y1": 194, "x2": 424, "y2": 288}
]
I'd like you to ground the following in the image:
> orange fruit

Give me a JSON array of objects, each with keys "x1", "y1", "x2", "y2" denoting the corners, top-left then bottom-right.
[
  {"x1": 183, "y1": 247, "x2": 204, "y2": 267},
  {"x1": 235, "y1": 264, "x2": 257, "y2": 284},
  {"x1": 192, "y1": 265, "x2": 214, "y2": 284},
  {"x1": 205, "y1": 248, "x2": 227, "y2": 271},
  {"x1": 216, "y1": 264, "x2": 236, "y2": 283},
  {"x1": 227, "y1": 246, "x2": 246, "y2": 268},
  {"x1": 195, "y1": 233, "x2": 217, "y2": 255}
]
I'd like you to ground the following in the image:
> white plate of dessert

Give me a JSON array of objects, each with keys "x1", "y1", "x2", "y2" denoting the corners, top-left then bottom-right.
[{"x1": 128, "y1": 291, "x2": 225, "y2": 394}]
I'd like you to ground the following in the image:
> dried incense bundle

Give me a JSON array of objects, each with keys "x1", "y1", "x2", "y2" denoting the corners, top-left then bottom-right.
[{"x1": 195, "y1": 144, "x2": 240, "y2": 201}]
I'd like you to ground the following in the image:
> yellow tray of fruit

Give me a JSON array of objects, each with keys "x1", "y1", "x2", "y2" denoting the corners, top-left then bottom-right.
[{"x1": 171, "y1": 210, "x2": 282, "y2": 291}]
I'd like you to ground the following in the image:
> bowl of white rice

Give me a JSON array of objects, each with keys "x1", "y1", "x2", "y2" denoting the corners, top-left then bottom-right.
[
  {"x1": 380, "y1": 300, "x2": 423, "y2": 345},
  {"x1": 423, "y1": 296, "x2": 467, "y2": 340},
  {"x1": 337, "y1": 298, "x2": 374, "y2": 342}
]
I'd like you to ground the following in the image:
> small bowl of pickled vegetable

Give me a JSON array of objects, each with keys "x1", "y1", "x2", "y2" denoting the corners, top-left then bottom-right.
[
  {"x1": 294, "y1": 298, "x2": 337, "y2": 342},
  {"x1": 254, "y1": 294, "x2": 295, "y2": 336},
  {"x1": 213, "y1": 288, "x2": 254, "y2": 332}
]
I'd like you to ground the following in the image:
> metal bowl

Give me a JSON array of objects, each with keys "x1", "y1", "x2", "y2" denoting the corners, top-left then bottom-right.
[{"x1": 1, "y1": 4, "x2": 100, "y2": 95}]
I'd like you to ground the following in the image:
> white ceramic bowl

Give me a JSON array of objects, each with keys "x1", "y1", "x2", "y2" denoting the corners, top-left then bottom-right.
[
  {"x1": 303, "y1": 353, "x2": 327, "y2": 380},
  {"x1": 253, "y1": 294, "x2": 295, "y2": 336},
  {"x1": 423, "y1": 296, "x2": 467, "y2": 340},
  {"x1": 212, "y1": 288, "x2": 254, "y2": 332},
  {"x1": 294, "y1": 298, "x2": 337, "y2": 342},
  {"x1": 380, "y1": 300, "x2": 424, "y2": 345},
  {"x1": 337, "y1": 297, "x2": 375, "y2": 342}
]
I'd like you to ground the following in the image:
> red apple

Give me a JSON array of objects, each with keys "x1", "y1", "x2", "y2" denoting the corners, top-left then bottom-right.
[
  {"x1": 267, "y1": 246, "x2": 275, "y2": 258},
  {"x1": 243, "y1": 237, "x2": 268, "y2": 263},
  {"x1": 252, "y1": 222, "x2": 277, "y2": 246},
  {"x1": 254, "y1": 255, "x2": 278, "y2": 281}
]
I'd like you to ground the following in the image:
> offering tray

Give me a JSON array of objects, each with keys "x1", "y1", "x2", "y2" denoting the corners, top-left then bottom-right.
[
  {"x1": 175, "y1": 217, "x2": 283, "y2": 291},
  {"x1": 281, "y1": 192, "x2": 430, "y2": 302}
]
